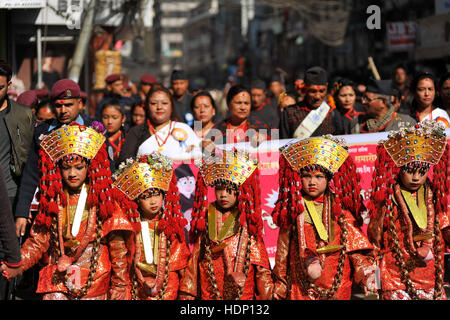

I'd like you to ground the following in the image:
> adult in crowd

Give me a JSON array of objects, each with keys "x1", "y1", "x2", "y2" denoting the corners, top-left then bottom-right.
[
  {"x1": 130, "y1": 102, "x2": 147, "y2": 128},
  {"x1": 118, "y1": 86, "x2": 200, "y2": 162},
  {"x1": 137, "y1": 74, "x2": 157, "y2": 104},
  {"x1": 294, "y1": 71, "x2": 306, "y2": 104},
  {"x1": 351, "y1": 78, "x2": 416, "y2": 134},
  {"x1": 0, "y1": 60, "x2": 35, "y2": 299},
  {"x1": 16, "y1": 90, "x2": 38, "y2": 113},
  {"x1": 437, "y1": 72, "x2": 450, "y2": 117},
  {"x1": 333, "y1": 78, "x2": 365, "y2": 130},
  {"x1": 279, "y1": 66, "x2": 347, "y2": 139},
  {"x1": 35, "y1": 100, "x2": 55, "y2": 124},
  {"x1": 171, "y1": 70, "x2": 192, "y2": 125},
  {"x1": 268, "y1": 73, "x2": 285, "y2": 107},
  {"x1": 0, "y1": 169, "x2": 23, "y2": 299},
  {"x1": 95, "y1": 73, "x2": 139, "y2": 127},
  {"x1": 101, "y1": 98, "x2": 127, "y2": 167},
  {"x1": 205, "y1": 85, "x2": 271, "y2": 149},
  {"x1": 277, "y1": 92, "x2": 297, "y2": 113},
  {"x1": 15, "y1": 79, "x2": 88, "y2": 238},
  {"x1": 250, "y1": 78, "x2": 279, "y2": 129},
  {"x1": 191, "y1": 91, "x2": 216, "y2": 139},
  {"x1": 392, "y1": 64, "x2": 413, "y2": 114},
  {"x1": 409, "y1": 72, "x2": 450, "y2": 128}
]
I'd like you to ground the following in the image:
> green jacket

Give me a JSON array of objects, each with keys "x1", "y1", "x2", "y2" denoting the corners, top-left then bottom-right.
[{"x1": 4, "y1": 99, "x2": 35, "y2": 178}]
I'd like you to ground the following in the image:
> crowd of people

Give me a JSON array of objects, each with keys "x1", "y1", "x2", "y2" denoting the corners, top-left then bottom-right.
[{"x1": 0, "y1": 57, "x2": 449, "y2": 300}]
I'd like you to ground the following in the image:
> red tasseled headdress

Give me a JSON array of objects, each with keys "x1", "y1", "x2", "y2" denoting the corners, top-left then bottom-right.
[
  {"x1": 368, "y1": 140, "x2": 450, "y2": 220},
  {"x1": 112, "y1": 156, "x2": 187, "y2": 242},
  {"x1": 271, "y1": 150, "x2": 362, "y2": 229},
  {"x1": 34, "y1": 122, "x2": 115, "y2": 229},
  {"x1": 189, "y1": 163, "x2": 263, "y2": 243}
]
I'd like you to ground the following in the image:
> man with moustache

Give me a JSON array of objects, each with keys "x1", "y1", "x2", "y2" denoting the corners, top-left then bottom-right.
[
  {"x1": 351, "y1": 78, "x2": 416, "y2": 134},
  {"x1": 279, "y1": 66, "x2": 347, "y2": 139}
]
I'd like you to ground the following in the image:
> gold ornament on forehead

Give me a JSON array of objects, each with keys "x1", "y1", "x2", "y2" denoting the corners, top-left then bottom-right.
[
  {"x1": 383, "y1": 120, "x2": 446, "y2": 167},
  {"x1": 112, "y1": 153, "x2": 173, "y2": 200},
  {"x1": 281, "y1": 136, "x2": 348, "y2": 174},
  {"x1": 199, "y1": 149, "x2": 258, "y2": 187},
  {"x1": 40, "y1": 125, "x2": 106, "y2": 162}
]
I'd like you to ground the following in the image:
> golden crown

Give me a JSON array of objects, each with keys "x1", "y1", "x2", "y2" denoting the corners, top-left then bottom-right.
[
  {"x1": 40, "y1": 125, "x2": 106, "y2": 162},
  {"x1": 112, "y1": 153, "x2": 173, "y2": 200},
  {"x1": 199, "y1": 149, "x2": 258, "y2": 187},
  {"x1": 281, "y1": 136, "x2": 348, "y2": 174},
  {"x1": 383, "y1": 120, "x2": 447, "y2": 167}
]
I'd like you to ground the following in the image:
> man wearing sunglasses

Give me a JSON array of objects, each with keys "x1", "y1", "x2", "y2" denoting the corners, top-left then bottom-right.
[{"x1": 351, "y1": 78, "x2": 416, "y2": 133}]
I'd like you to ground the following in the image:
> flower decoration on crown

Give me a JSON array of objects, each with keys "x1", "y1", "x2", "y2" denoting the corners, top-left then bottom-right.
[
  {"x1": 112, "y1": 152, "x2": 174, "y2": 200},
  {"x1": 383, "y1": 120, "x2": 447, "y2": 167}
]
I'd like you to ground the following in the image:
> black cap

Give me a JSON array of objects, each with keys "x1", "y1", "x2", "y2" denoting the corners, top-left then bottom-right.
[
  {"x1": 171, "y1": 69, "x2": 188, "y2": 81},
  {"x1": 175, "y1": 164, "x2": 194, "y2": 179},
  {"x1": 295, "y1": 71, "x2": 305, "y2": 80},
  {"x1": 250, "y1": 78, "x2": 266, "y2": 90},
  {"x1": 270, "y1": 73, "x2": 282, "y2": 83},
  {"x1": 305, "y1": 66, "x2": 327, "y2": 86},
  {"x1": 366, "y1": 78, "x2": 393, "y2": 96}
]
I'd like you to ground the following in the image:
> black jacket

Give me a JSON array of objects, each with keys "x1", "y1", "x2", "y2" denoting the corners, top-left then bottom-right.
[
  {"x1": 117, "y1": 122, "x2": 151, "y2": 166},
  {"x1": 4, "y1": 99, "x2": 35, "y2": 179},
  {"x1": 0, "y1": 168, "x2": 21, "y2": 266}
]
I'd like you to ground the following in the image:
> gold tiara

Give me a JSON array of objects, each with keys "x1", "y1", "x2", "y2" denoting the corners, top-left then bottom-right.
[
  {"x1": 112, "y1": 153, "x2": 173, "y2": 200},
  {"x1": 281, "y1": 136, "x2": 348, "y2": 174},
  {"x1": 40, "y1": 125, "x2": 106, "y2": 162},
  {"x1": 199, "y1": 149, "x2": 258, "y2": 187},
  {"x1": 383, "y1": 121, "x2": 446, "y2": 167}
]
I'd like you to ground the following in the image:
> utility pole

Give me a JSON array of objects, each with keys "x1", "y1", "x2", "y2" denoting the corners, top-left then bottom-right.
[
  {"x1": 68, "y1": 0, "x2": 96, "y2": 83},
  {"x1": 36, "y1": 27, "x2": 43, "y2": 88}
]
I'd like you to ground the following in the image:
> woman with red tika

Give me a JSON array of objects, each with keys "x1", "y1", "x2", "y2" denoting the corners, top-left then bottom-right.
[
  {"x1": 111, "y1": 152, "x2": 190, "y2": 300},
  {"x1": 203, "y1": 85, "x2": 271, "y2": 152},
  {"x1": 271, "y1": 135, "x2": 376, "y2": 300},
  {"x1": 367, "y1": 121, "x2": 450, "y2": 300},
  {"x1": 179, "y1": 149, "x2": 273, "y2": 300},
  {"x1": 1, "y1": 122, "x2": 134, "y2": 300}
]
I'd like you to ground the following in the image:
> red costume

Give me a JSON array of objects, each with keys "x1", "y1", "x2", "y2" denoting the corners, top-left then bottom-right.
[
  {"x1": 179, "y1": 149, "x2": 273, "y2": 300},
  {"x1": 20, "y1": 122, "x2": 133, "y2": 300},
  {"x1": 272, "y1": 136, "x2": 375, "y2": 300},
  {"x1": 112, "y1": 153, "x2": 190, "y2": 300},
  {"x1": 367, "y1": 121, "x2": 450, "y2": 300}
]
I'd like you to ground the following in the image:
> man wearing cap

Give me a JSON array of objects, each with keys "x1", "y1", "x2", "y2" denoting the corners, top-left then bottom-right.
[
  {"x1": 94, "y1": 73, "x2": 139, "y2": 126},
  {"x1": 279, "y1": 66, "x2": 347, "y2": 139},
  {"x1": 250, "y1": 78, "x2": 279, "y2": 129},
  {"x1": 0, "y1": 59, "x2": 35, "y2": 299},
  {"x1": 138, "y1": 73, "x2": 157, "y2": 103},
  {"x1": 16, "y1": 91, "x2": 38, "y2": 113},
  {"x1": 171, "y1": 69, "x2": 193, "y2": 126},
  {"x1": 14, "y1": 79, "x2": 89, "y2": 239},
  {"x1": 351, "y1": 78, "x2": 416, "y2": 134}
]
